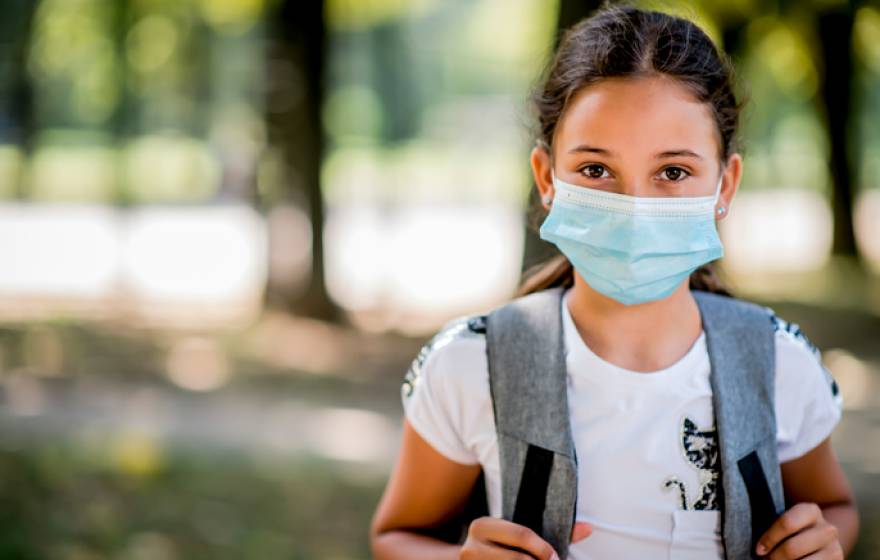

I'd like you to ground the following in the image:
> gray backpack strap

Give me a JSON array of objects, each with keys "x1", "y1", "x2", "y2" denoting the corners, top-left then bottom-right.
[
  {"x1": 693, "y1": 290, "x2": 785, "y2": 559},
  {"x1": 484, "y1": 285, "x2": 576, "y2": 558}
]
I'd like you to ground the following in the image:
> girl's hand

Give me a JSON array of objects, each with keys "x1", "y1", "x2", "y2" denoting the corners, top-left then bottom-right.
[
  {"x1": 755, "y1": 502, "x2": 843, "y2": 559},
  {"x1": 460, "y1": 517, "x2": 592, "y2": 559}
]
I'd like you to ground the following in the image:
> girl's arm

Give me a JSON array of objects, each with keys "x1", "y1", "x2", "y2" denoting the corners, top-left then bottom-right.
[
  {"x1": 370, "y1": 419, "x2": 478, "y2": 559},
  {"x1": 756, "y1": 436, "x2": 859, "y2": 558},
  {"x1": 370, "y1": 419, "x2": 563, "y2": 560}
]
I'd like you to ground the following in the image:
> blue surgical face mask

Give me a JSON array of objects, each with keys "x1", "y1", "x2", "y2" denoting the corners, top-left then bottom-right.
[{"x1": 539, "y1": 171, "x2": 725, "y2": 305}]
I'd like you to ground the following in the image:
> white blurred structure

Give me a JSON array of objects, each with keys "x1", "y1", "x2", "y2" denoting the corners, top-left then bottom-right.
[
  {"x1": 122, "y1": 205, "x2": 267, "y2": 325},
  {"x1": 0, "y1": 204, "x2": 119, "y2": 298},
  {"x1": 324, "y1": 203, "x2": 524, "y2": 333},
  {"x1": 855, "y1": 188, "x2": 880, "y2": 274},
  {"x1": 0, "y1": 203, "x2": 267, "y2": 327},
  {"x1": 719, "y1": 188, "x2": 834, "y2": 273}
]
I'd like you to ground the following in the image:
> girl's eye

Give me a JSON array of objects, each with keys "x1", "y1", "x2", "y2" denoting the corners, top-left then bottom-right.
[
  {"x1": 661, "y1": 166, "x2": 690, "y2": 182},
  {"x1": 578, "y1": 164, "x2": 691, "y2": 182},
  {"x1": 581, "y1": 164, "x2": 610, "y2": 179}
]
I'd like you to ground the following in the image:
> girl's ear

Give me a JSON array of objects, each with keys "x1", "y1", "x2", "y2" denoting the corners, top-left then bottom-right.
[
  {"x1": 530, "y1": 144, "x2": 554, "y2": 210},
  {"x1": 716, "y1": 152, "x2": 743, "y2": 222}
]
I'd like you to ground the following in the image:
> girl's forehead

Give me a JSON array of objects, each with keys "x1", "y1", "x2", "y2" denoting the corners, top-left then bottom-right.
[{"x1": 554, "y1": 75, "x2": 719, "y2": 159}]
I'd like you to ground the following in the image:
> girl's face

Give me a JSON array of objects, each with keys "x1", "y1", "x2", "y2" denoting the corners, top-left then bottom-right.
[{"x1": 531, "y1": 73, "x2": 741, "y2": 217}]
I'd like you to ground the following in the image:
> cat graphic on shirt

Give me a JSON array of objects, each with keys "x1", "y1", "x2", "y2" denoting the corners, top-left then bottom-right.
[{"x1": 663, "y1": 416, "x2": 721, "y2": 510}]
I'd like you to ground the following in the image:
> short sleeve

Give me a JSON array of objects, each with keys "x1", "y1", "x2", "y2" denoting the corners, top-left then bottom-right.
[
  {"x1": 772, "y1": 315, "x2": 844, "y2": 463},
  {"x1": 400, "y1": 318, "x2": 482, "y2": 465}
]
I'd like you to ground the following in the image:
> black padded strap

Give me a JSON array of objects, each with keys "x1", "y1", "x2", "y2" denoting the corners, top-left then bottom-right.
[
  {"x1": 512, "y1": 444, "x2": 555, "y2": 535},
  {"x1": 737, "y1": 450, "x2": 782, "y2": 553}
]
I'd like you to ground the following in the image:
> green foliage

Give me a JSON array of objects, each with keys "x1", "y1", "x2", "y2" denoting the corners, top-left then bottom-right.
[{"x1": 0, "y1": 445, "x2": 383, "y2": 559}]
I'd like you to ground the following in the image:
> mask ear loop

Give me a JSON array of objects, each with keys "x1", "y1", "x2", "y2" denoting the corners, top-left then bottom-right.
[
  {"x1": 714, "y1": 173, "x2": 726, "y2": 216},
  {"x1": 546, "y1": 168, "x2": 558, "y2": 206}
]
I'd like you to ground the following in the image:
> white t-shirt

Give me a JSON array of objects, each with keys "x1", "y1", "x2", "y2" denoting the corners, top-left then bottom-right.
[{"x1": 400, "y1": 287, "x2": 843, "y2": 560}]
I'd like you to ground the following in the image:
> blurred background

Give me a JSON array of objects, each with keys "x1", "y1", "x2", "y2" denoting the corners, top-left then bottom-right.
[{"x1": 0, "y1": 0, "x2": 878, "y2": 558}]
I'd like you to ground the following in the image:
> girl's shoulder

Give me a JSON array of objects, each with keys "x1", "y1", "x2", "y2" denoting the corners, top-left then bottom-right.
[
  {"x1": 401, "y1": 312, "x2": 491, "y2": 409},
  {"x1": 764, "y1": 306, "x2": 845, "y2": 462},
  {"x1": 400, "y1": 313, "x2": 492, "y2": 465},
  {"x1": 766, "y1": 308, "x2": 843, "y2": 409}
]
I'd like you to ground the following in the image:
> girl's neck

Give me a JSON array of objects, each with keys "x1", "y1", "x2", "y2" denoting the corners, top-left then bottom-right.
[{"x1": 565, "y1": 271, "x2": 703, "y2": 373}]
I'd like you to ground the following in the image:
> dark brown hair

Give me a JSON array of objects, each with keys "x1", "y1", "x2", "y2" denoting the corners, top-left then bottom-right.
[{"x1": 518, "y1": 2, "x2": 744, "y2": 298}]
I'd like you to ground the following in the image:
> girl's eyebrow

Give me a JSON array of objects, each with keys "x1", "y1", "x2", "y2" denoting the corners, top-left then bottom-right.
[{"x1": 567, "y1": 144, "x2": 704, "y2": 160}]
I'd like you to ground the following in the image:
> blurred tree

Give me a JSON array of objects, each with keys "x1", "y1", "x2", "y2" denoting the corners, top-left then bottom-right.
[
  {"x1": 815, "y1": 2, "x2": 860, "y2": 260},
  {"x1": 266, "y1": 0, "x2": 342, "y2": 321},
  {"x1": 371, "y1": 21, "x2": 420, "y2": 143},
  {"x1": 111, "y1": 0, "x2": 132, "y2": 205},
  {"x1": 0, "y1": 0, "x2": 37, "y2": 199},
  {"x1": 556, "y1": 0, "x2": 606, "y2": 44},
  {"x1": 719, "y1": 10, "x2": 749, "y2": 67}
]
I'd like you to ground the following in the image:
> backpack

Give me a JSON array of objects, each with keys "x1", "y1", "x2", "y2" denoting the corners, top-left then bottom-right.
[{"x1": 428, "y1": 285, "x2": 785, "y2": 560}]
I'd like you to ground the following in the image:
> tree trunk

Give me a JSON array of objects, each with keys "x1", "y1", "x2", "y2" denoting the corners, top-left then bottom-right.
[
  {"x1": 555, "y1": 0, "x2": 604, "y2": 41},
  {"x1": 266, "y1": 0, "x2": 342, "y2": 321},
  {"x1": 0, "y1": 0, "x2": 36, "y2": 199},
  {"x1": 816, "y1": 6, "x2": 860, "y2": 260}
]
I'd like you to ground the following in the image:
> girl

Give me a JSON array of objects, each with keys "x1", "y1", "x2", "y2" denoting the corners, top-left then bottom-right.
[{"x1": 370, "y1": 4, "x2": 859, "y2": 559}]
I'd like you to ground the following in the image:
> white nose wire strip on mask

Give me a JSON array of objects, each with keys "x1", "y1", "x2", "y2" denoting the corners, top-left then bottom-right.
[{"x1": 551, "y1": 172, "x2": 723, "y2": 218}]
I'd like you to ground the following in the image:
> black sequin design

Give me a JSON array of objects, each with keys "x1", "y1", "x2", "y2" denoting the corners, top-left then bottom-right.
[
  {"x1": 663, "y1": 416, "x2": 721, "y2": 511},
  {"x1": 401, "y1": 315, "x2": 486, "y2": 401},
  {"x1": 768, "y1": 310, "x2": 843, "y2": 410},
  {"x1": 467, "y1": 315, "x2": 487, "y2": 334}
]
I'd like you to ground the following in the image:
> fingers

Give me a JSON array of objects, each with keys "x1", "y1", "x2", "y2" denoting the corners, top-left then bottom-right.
[
  {"x1": 464, "y1": 516, "x2": 594, "y2": 559},
  {"x1": 570, "y1": 521, "x2": 593, "y2": 543},
  {"x1": 764, "y1": 523, "x2": 840, "y2": 560},
  {"x1": 460, "y1": 540, "x2": 539, "y2": 560},
  {"x1": 756, "y1": 502, "x2": 822, "y2": 556},
  {"x1": 466, "y1": 517, "x2": 559, "y2": 560}
]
